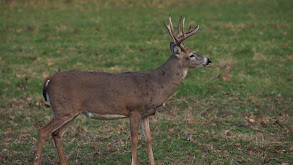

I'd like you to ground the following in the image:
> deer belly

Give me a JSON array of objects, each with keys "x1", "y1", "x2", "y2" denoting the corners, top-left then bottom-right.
[{"x1": 83, "y1": 112, "x2": 128, "y2": 120}]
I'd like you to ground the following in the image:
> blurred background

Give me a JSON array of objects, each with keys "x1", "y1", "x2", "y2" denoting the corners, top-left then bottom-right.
[{"x1": 0, "y1": 0, "x2": 292, "y2": 164}]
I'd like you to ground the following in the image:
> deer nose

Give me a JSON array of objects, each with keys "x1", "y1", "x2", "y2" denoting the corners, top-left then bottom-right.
[
  {"x1": 207, "y1": 58, "x2": 211, "y2": 64},
  {"x1": 206, "y1": 58, "x2": 211, "y2": 66}
]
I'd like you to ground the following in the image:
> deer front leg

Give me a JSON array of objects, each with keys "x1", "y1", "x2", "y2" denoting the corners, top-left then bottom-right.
[
  {"x1": 129, "y1": 112, "x2": 141, "y2": 165},
  {"x1": 140, "y1": 117, "x2": 155, "y2": 165}
]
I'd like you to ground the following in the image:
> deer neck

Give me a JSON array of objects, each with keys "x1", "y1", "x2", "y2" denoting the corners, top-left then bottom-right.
[{"x1": 153, "y1": 54, "x2": 188, "y2": 100}]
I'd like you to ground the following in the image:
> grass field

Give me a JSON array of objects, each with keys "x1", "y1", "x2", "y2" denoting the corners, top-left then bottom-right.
[{"x1": 0, "y1": 0, "x2": 292, "y2": 164}]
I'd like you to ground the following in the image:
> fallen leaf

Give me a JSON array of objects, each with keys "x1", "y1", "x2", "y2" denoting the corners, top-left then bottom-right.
[
  {"x1": 224, "y1": 71, "x2": 230, "y2": 81},
  {"x1": 107, "y1": 142, "x2": 112, "y2": 147},
  {"x1": 290, "y1": 125, "x2": 293, "y2": 132},
  {"x1": 223, "y1": 154, "x2": 230, "y2": 158},
  {"x1": 169, "y1": 128, "x2": 175, "y2": 135},
  {"x1": 47, "y1": 62, "x2": 54, "y2": 66},
  {"x1": 248, "y1": 118, "x2": 255, "y2": 123},
  {"x1": 113, "y1": 139, "x2": 123, "y2": 146},
  {"x1": 224, "y1": 130, "x2": 233, "y2": 136},
  {"x1": 203, "y1": 130, "x2": 209, "y2": 134},
  {"x1": 83, "y1": 127, "x2": 89, "y2": 133},
  {"x1": 69, "y1": 138, "x2": 76, "y2": 144},
  {"x1": 16, "y1": 74, "x2": 22, "y2": 78},
  {"x1": 188, "y1": 120, "x2": 196, "y2": 125},
  {"x1": 274, "y1": 147, "x2": 285, "y2": 153},
  {"x1": 117, "y1": 125, "x2": 124, "y2": 132},
  {"x1": 209, "y1": 86, "x2": 217, "y2": 90},
  {"x1": 249, "y1": 96, "x2": 255, "y2": 103},
  {"x1": 22, "y1": 134, "x2": 31, "y2": 137},
  {"x1": 90, "y1": 143, "x2": 98, "y2": 149},
  {"x1": 108, "y1": 131, "x2": 114, "y2": 136},
  {"x1": 187, "y1": 114, "x2": 193, "y2": 120},
  {"x1": 235, "y1": 143, "x2": 241, "y2": 147},
  {"x1": 6, "y1": 128, "x2": 11, "y2": 133},
  {"x1": 258, "y1": 119, "x2": 266, "y2": 125},
  {"x1": 31, "y1": 137, "x2": 38, "y2": 142},
  {"x1": 26, "y1": 97, "x2": 32, "y2": 102}
]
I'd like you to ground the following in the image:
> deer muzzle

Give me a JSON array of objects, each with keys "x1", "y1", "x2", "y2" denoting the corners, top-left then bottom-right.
[{"x1": 204, "y1": 58, "x2": 212, "y2": 66}]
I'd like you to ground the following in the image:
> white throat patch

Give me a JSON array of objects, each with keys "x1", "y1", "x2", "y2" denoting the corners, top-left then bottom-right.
[{"x1": 182, "y1": 69, "x2": 188, "y2": 79}]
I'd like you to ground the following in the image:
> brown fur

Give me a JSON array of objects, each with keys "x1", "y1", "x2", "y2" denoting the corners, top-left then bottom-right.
[{"x1": 34, "y1": 17, "x2": 211, "y2": 165}]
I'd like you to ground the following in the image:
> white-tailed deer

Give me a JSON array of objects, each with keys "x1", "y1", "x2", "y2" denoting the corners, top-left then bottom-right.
[{"x1": 34, "y1": 16, "x2": 211, "y2": 165}]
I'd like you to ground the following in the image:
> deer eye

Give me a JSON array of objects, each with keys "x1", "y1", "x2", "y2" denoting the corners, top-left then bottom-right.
[{"x1": 189, "y1": 55, "x2": 195, "y2": 58}]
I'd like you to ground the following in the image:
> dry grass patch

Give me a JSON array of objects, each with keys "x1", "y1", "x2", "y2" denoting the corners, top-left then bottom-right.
[{"x1": 253, "y1": 52, "x2": 272, "y2": 61}]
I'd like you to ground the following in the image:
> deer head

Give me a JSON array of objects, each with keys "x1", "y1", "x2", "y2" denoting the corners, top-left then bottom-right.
[{"x1": 164, "y1": 16, "x2": 211, "y2": 68}]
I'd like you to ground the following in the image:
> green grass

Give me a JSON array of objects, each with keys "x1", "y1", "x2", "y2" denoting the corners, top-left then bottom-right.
[{"x1": 0, "y1": 0, "x2": 292, "y2": 164}]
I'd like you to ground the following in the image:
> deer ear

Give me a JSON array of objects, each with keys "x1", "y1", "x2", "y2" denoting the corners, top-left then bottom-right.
[
  {"x1": 170, "y1": 42, "x2": 181, "y2": 54},
  {"x1": 170, "y1": 42, "x2": 175, "y2": 52}
]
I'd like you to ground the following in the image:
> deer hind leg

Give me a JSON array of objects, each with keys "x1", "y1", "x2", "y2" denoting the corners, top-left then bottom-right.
[
  {"x1": 52, "y1": 117, "x2": 76, "y2": 165},
  {"x1": 140, "y1": 117, "x2": 155, "y2": 165},
  {"x1": 130, "y1": 112, "x2": 141, "y2": 165},
  {"x1": 34, "y1": 115, "x2": 77, "y2": 165}
]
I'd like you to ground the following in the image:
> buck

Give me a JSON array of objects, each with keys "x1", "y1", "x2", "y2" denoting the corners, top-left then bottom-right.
[{"x1": 34, "y1": 16, "x2": 211, "y2": 165}]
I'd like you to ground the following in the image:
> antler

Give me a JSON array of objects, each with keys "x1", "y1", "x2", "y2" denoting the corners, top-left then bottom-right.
[{"x1": 164, "y1": 16, "x2": 199, "y2": 47}]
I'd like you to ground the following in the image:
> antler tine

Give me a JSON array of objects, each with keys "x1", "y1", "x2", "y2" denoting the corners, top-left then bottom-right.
[
  {"x1": 188, "y1": 25, "x2": 192, "y2": 32},
  {"x1": 182, "y1": 25, "x2": 200, "y2": 41},
  {"x1": 169, "y1": 16, "x2": 175, "y2": 36},
  {"x1": 164, "y1": 16, "x2": 176, "y2": 43},
  {"x1": 170, "y1": 16, "x2": 182, "y2": 44},
  {"x1": 164, "y1": 15, "x2": 180, "y2": 44},
  {"x1": 182, "y1": 17, "x2": 185, "y2": 38}
]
